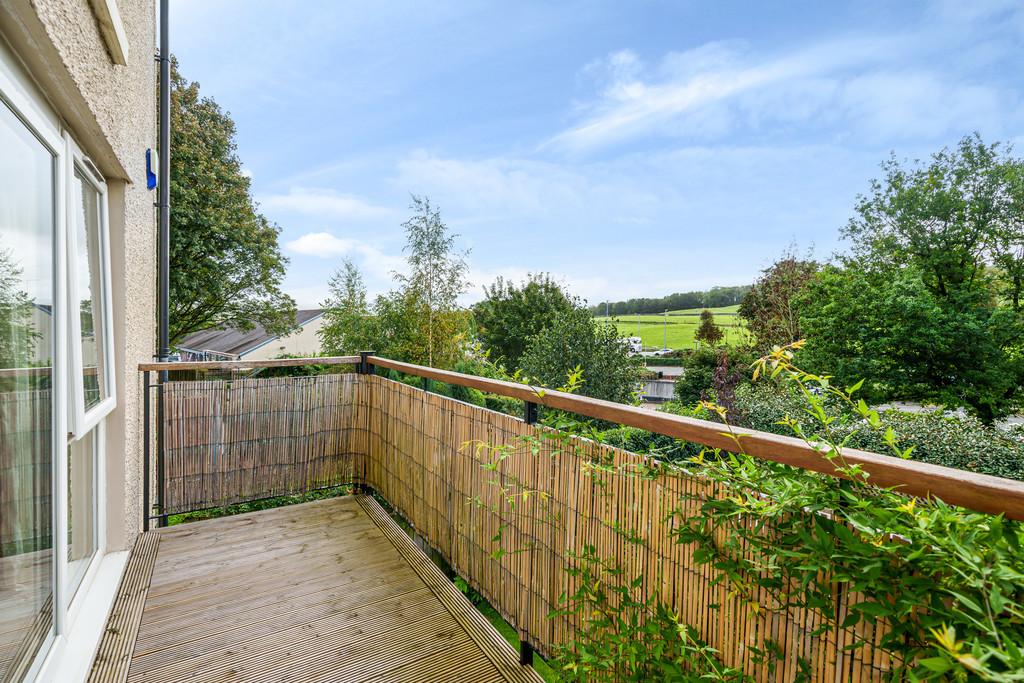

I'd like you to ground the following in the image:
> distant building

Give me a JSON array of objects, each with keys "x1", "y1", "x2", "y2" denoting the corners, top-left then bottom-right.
[{"x1": 175, "y1": 309, "x2": 327, "y2": 361}]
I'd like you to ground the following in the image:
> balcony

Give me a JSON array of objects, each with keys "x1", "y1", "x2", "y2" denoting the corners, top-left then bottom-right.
[
  {"x1": 86, "y1": 355, "x2": 1024, "y2": 682},
  {"x1": 89, "y1": 495, "x2": 538, "y2": 683}
]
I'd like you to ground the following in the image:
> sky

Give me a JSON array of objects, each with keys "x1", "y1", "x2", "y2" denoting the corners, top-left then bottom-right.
[{"x1": 171, "y1": 0, "x2": 1024, "y2": 309}]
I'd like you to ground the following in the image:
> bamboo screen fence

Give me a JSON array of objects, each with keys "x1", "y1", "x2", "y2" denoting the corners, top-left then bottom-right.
[
  {"x1": 155, "y1": 370, "x2": 906, "y2": 679},
  {"x1": 362, "y1": 375, "x2": 895, "y2": 681},
  {"x1": 160, "y1": 374, "x2": 368, "y2": 515}
]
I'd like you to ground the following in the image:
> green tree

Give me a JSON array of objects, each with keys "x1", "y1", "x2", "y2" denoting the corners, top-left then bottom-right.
[
  {"x1": 318, "y1": 259, "x2": 374, "y2": 355},
  {"x1": 168, "y1": 59, "x2": 294, "y2": 344},
  {"x1": 693, "y1": 309, "x2": 724, "y2": 347},
  {"x1": 738, "y1": 248, "x2": 818, "y2": 350},
  {"x1": 996, "y1": 158, "x2": 1024, "y2": 310},
  {"x1": 473, "y1": 273, "x2": 577, "y2": 367},
  {"x1": 797, "y1": 265, "x2": 1024, "y2": 420},
  {"x1": 519, "y1": 307, "x2": 643, "y2": 404},
  {"x1": 844, "y1": 134, "x2": 1006, "y2": 297},
  {"x1": 812, "y1": 134, "x2": 1024, "y2": 420},
  {"x1": 393, "y1": 196, "x2": 469, "y2": 367},
  {"x1": 371, "y1": 288, "x2": 426, "y2": 365}
]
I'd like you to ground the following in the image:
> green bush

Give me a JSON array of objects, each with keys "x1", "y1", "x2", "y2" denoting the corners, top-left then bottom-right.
[
  {"x1": 673, "y1": 348, "x2": 719, "y2": 404},
  {"x1": 484, "y1": 394, "x2": 522, "y2": 417},
  {"x1": 599, "y1": 401, "x2": 714, "y2": 461},
  {"x1": 643, "y1": 355, "x2": 685, "y2": 366},
  {"x1": 734, "y1": 383, "x2": 1024, "y2": 481},
  {"x1": 449, "y1": 383, "x2": 487, "y2": 407},
  {"x1": 673, "y1": 347, "x2": 756, "y2": 408}
]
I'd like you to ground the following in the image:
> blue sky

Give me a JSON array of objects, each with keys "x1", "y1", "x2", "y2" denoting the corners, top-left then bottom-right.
[{"x1": 172, "y1": 0, "x2": 1024, "y2": 308}]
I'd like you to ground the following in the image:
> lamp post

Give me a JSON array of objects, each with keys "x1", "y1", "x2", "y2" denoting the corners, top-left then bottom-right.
[{"x1": 663, "y1": 310, "x2": 668, "y2": 350}]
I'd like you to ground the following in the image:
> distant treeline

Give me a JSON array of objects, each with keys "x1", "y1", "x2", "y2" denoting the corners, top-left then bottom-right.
[{"x1": 590, "y1": 285, "x2": 751, "y2": 316}]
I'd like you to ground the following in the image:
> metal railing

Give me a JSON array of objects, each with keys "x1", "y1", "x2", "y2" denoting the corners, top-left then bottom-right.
[{"x1": 136, "y1": 353, "x2": 1024, "y2": 678}]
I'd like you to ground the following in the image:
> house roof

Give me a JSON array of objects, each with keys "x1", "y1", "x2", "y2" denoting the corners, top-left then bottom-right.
[{"x1": 176, "y1": 309, "x2": 324, "y2": 358}]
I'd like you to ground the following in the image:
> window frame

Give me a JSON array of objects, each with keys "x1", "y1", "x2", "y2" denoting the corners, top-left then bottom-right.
[
  {"x1": 0, "y1": 40, "x2": 64, "y2": 679},
  {"x1": 65, "y1": 133, "x2": 117, "y2": 437}
]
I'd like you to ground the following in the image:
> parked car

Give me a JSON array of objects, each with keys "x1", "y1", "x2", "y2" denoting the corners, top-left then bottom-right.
[{"x1": 654, "y1": 348, "x2": 675, "y2": 357}]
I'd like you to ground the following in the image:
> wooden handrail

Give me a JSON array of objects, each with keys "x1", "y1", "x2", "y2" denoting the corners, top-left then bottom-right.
[
  {"x1": 138, "y1": 356, "x2": 360, "y2": 372},
  {"x1": 368, "y1": 356, "x2": 1024, "y2": 520}
]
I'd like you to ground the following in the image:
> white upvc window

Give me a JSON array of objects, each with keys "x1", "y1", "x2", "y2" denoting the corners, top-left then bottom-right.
[
  {"x1": 1, "y1": 34, "x2": 118, "y2": 681},
  {"x1": 65, "y1": 133, "x2": 116, "y2": 437}
]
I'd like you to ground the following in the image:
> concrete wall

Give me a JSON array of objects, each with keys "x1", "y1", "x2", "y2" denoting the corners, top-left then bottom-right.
[
  {"x1": 642, "y1": 379, "x2": 676, "y2": 401},
  {"x1": 243, "y1": 316, "x2": 327, "y2": 361},
  {"x1": 0, "y1": 0, "x2": 157, "y2": 552}
]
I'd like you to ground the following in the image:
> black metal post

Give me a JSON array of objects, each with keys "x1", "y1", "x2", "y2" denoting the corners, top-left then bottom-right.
[
  {"x1": 524, "y1": 400, "x2": 538, "y2": 425},
  {"x1": 142, "y1": 370, "x2": 151, "y2": 532},
  {"x1": 423, "y1": 377, "x2": 432, "y2": 393},
  {"x1": 519, "y1": 639, "x2": 534, "y2": 666},
  {"x1": 156, "y1": 374, "x2": 167, "y2": 527},
  {"x1": 358, "y1": 350, "x2": 376, "y2": 375}
]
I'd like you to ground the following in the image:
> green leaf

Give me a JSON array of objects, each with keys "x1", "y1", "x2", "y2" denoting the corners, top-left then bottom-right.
[{"x1": 918, "y1": 657, "x2": 952, "y2": 674}]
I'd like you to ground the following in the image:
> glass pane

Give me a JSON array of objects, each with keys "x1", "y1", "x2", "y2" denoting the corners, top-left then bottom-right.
[
  {"x1": 66, "y1": 430, "x2": 97, "y2": 598},
  {"x1": 0, "y1": 102, "x2": 55, "y2": 678},
  {"x1": 71, "y1": 169, "x2": 105, "y2": 411}
]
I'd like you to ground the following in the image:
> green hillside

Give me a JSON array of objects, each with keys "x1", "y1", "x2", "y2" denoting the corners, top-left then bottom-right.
[{"x1": 595, "y1": 308, "x2": 748, "y2": 350}]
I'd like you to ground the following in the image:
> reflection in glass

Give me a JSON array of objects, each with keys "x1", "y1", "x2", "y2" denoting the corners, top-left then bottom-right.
[
  {"x1": 71, "y1": 169, "x2": 105, "y2": 411},
  {"x1": 67, "y1": 430, "x2": 98, "y2": 598},
  {"x1": 0, "y1": 102, "x2": 55, "y2": 678}
]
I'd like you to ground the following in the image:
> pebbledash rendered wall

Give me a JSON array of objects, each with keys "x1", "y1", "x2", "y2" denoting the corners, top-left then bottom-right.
[{"x1": 0, "y1": 0, "x2": 157, "y2": 552}]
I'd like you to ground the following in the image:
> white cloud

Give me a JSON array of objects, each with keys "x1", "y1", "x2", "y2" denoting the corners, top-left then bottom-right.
[
  {"x1": 285, "y1": 232, "x2": 360, "y2": 257},
  {"x1": 285, "y1": 231, "x2": 404, "y2": 282},
  {"x1": 549, "y1": 31, "x2": 1019, "y2": 152},
  {"x1": 261, "y1": 188, "x2": 392, "y2": 219}
]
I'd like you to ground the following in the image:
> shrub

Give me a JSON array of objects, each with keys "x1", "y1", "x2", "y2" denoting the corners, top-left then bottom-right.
[
  {"x1": 674, "y1": 347, "x2": 756, "y2": 407},
  {"x1": 673, "y1": 348, "x2": 719, "y2": 404},
  {"x1": 734, "y1": 383, "x2": 1024, "y2": 481},
  {"x1": 485, "y1": 394, "x2": 522, "y2": 417},
  {"x1": 449, "y1": 383, "x2": 487, "y2": 408}
]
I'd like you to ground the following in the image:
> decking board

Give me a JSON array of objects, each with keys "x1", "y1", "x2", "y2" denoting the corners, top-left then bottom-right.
[{"x1": 88, "y1": 495, "x2": 543, "y2": 683}]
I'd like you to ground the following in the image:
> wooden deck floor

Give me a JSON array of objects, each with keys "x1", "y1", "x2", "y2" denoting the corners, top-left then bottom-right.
[{"x1": 88, "y1": 496, "x2": 543, "y2": 683}]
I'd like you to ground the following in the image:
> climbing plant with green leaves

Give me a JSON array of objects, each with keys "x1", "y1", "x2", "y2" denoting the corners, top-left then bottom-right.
[{"x1": 677, "y1": 342, "x2": 1024, "y2": 681}]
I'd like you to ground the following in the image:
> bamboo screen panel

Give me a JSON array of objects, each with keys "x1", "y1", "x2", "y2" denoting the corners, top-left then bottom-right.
[
  {"x1": 160, "y1": 373, "x2": 368, "y2": 515},
  {"x1": 362, "y1": 375, "x2": 897, "y2": 681}
]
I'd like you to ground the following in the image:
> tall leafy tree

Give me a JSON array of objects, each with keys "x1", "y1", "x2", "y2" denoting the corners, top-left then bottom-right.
[
  {"x1": 807, "y1": 134, "x2": 1024, "y2": 420},
  {"x1": 519, "y1": 307, "x2": 643, "y2": 404},
  {"x1": 844, "y1": 134, "x2": 1005, "y2": 295},
  {"x1": 318, "y1": 259, "x2": 373, "y2": 354},
  {"x1": 797, "y1": 265, "x2": 1023, "y2": 421},
  {"x1": 319, "y1": 197, "x2": 470, "y2": 368},
  {"x1": 997, "y1": 158, "x2": 1024, "y2": 311},
  {"x1": 473, "y1": 273, "x2": 577, "y2": 367},
  {"x1": 739, "y1": 248, "x2": 818, "y2": 350},
  {"x1": 393, "y1": 196, "x2": 469, "y2": 367},
  {"x1": 168, "y1": 59, "x2": 294, "y2": 344}
]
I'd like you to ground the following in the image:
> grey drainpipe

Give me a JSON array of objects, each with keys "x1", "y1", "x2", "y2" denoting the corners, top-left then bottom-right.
[{"x1": 157, "y1": 0, "x2": 170, "y2": 362}]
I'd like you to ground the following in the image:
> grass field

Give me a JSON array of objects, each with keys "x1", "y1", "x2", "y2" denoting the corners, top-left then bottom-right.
[{"x1": 595, "y1": 305, "x2": 748, "y2": 350}]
